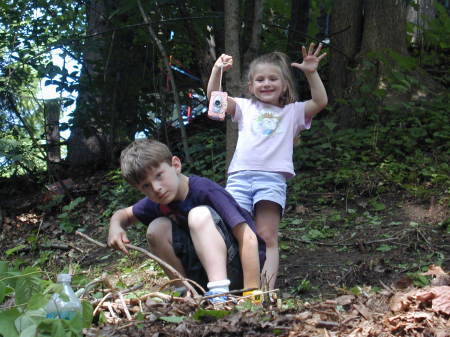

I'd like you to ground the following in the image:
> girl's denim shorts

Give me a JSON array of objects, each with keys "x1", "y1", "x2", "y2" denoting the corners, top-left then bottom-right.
[{"x1": 226, "y1": 170, "x2": 287, "y2": 214}]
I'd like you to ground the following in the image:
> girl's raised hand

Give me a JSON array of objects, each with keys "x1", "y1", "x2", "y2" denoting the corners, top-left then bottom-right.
[
  {"x1": 214, "y1": 54, "x2": 233, "y2": 71},
  {"x1": 291, "y1": 43, "x2": 327, "y2": 74}
]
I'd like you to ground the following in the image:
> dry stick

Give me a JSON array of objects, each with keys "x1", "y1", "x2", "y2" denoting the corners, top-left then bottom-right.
[
  {"x1": 159, "y1": 278, "x2": 206, "y2": 294},
  {"x1": 117, "y1": 292, "x2": 132, "y2": 321},
  {"x1": 93, "y1": 292, "x2": 113, "y2": 317},
  {"x1": 75, "y1": 231, "x2": 199, "y2": 297},
  {"x1": 106, "y1": 302, "x2": 117, "y2": 320}
]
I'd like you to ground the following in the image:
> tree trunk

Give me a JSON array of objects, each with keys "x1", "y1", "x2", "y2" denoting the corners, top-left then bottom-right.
[
  {"x1": 287, "y1": 0, "x2": 310, "y2": 60},
  {"x1": 66, "y1": 0, "x2": 109, "y2": 170},
  {"x1": 44, "y1": 99, "x2": 61, "y2": 173},
  {"x1": 223, "y1": 0, "x2": 263, "y2": 168},
  {"x1": 328, "y1": 0, "x2": 362, "y2": 101},
  {"x1": 360, "y1": 0, "x2": 408, "y2": 56},
  {"x1": 329, "y1": 0, "x2": 411, "y2": 124},
  {"x1": 224, "y1": 0, "x2": 242, "y2": 168}
]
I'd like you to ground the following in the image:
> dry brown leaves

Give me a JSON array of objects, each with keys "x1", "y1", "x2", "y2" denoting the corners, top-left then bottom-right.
[{"x1": 83, "y1": 265, "x2": 450, "y2": 337}]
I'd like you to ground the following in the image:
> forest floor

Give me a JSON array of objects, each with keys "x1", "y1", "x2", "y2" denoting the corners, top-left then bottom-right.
[{"x1": 1, "y1": 173, "x2": 449, "y2": 336}]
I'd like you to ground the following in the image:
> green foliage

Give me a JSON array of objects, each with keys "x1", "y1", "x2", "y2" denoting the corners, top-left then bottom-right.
[
  {"x1": 183, "y1": 129, "x2": 226, "y2": 183},
  {"x1": 0, "y1": 261, "x2": 93, "y2": 337},
  {"x1": 290, "y1": 86, "x2": 450, "y2": 204},
  {"x1": 100, "y1": 169, "x2": 142, "y2": 220},
  {"x1": 292, "y1": 278, "x2": 316, "y2": 295},
  {"x1": 57, "y1": 197, "x2": 86, "y2": 233},
  {"x1": 192, "y1": 308, "x2": 230, "y2": 321},
  {"x1": 406, "y1": 272, "x2": 430, "y2": 288},
  {"x1": 422, "y1": 3, "x2": 450, "y2": 49},
  {"x1": 159, "y1": 315, "x2": 185, "y2": 323}
]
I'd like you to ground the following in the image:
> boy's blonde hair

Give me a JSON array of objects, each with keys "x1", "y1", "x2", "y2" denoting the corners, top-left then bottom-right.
[
  {"x1": 120, "y1": 139, "x2": 172, "y2": 186},
  {"x1": 247, "y1": 51, "x2": 298, "y2": 106}
]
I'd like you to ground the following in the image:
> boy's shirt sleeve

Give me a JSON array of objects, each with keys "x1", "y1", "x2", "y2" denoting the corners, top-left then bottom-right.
[{"x1": 132, "y1": 197, "x2": 160, "y2": 225}]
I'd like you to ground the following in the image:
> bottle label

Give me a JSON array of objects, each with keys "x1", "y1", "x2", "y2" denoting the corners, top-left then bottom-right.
[{"x1": 46, "y1": 311, "x2": 78, "y2": 320}]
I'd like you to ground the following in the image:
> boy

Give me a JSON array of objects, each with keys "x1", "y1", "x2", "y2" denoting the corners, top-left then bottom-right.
[{"x1": 107, "y1": 139, "x2": 265, "y2": 302}]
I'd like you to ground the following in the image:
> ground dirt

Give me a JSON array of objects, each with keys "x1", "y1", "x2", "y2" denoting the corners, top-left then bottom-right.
[{"x1": 1, "y1": 173, "x2": 449, "y2": 336}]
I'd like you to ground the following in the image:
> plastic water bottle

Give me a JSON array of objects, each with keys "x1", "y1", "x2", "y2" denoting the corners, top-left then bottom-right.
[{"x1": 46, "y1": 273, "x2": 82, "y2": 320}]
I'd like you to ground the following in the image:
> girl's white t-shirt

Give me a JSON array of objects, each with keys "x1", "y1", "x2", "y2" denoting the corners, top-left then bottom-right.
[{"x1": 228, "y1": 98, "x2": 311, "y2": 179}]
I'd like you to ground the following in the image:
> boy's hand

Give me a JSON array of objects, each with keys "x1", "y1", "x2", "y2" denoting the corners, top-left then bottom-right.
[
  {"x1": 107, "y1": 225, "x2": 130, "y2": 254},
  {"x1": 214, "y1": 54, "x2": 233, "y2": 71},
  {"x1": 291, "y1": 42, "x2": 327, "y2": 74}
]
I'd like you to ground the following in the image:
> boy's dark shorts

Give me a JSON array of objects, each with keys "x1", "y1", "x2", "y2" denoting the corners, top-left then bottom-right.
[{"x1": 172, "y1": 206, "x2": 243, "y2": 291}]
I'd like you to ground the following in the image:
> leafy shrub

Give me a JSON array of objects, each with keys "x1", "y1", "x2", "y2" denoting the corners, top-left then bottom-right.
[{"x1": 0, "y1": 261, "x2": 93, "y2": 337}]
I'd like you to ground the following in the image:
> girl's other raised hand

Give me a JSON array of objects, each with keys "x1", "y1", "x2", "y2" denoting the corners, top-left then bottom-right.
[
  {"x1": 291, "y1": 43, "x2": 327, "y2": 74},
  {"x1": 214, "y1": 54, "x2": 233, "y2": 71}
]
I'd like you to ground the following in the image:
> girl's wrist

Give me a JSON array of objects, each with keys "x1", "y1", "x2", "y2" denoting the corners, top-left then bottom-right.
[{"x1": 304, "y1": 70, "x2": 319, "y2": 76}]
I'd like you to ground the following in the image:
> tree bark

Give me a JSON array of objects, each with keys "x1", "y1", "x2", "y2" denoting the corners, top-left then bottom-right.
[
  {"x1": 223, "y1": 0, "x2": 264, "y2": 168},
  {"x1": 66, "y1": 0, "x2": 109, "y2": 170},
  {"x1": 224, "y1": 0, "x2": 242, "y2": 168},
  {"x1": 328, "y1": 0, "x2": 362, "y2": 101},
  {"x1": 360, "y1": 0, "x2": 408, "y2": 56},
  {"x1": 287, "y1": 0, "x2": 310, "y2": 60},
  {"x1": 44, "y1": 99, "x2": 61, "y2": 173},
  {"x1": 329, "y1": 0, "x2": 412, "y2": 125}
]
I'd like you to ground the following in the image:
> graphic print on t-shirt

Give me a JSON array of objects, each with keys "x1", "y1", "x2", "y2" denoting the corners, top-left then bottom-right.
[{"x1": 252, "y1": 109, "x2": 281, "y2": 136}]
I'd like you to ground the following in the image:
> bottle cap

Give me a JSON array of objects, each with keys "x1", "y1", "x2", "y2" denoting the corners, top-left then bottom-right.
[{"x1": 57, "y1": 273, "x2": 72, "y2": 283}]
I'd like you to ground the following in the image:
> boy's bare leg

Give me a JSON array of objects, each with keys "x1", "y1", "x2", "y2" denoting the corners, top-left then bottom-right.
[
  {"x1": 188, "y1": 206, "x2": 228, "y2": 282},
  {"x1": 146, "y1": 217, "x2": 186, "y2": 286},
  {"x1": 254, "y1": 200, "x2": 281, "y2": 290}
]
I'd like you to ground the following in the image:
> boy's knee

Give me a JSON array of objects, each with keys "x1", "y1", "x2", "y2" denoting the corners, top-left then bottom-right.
[
  {"x1": 187, "y1": 206, "x2": 213, "y2": 230},
  {"x1": 147, "y1": 217, "x2": 171, "y2": 245}
]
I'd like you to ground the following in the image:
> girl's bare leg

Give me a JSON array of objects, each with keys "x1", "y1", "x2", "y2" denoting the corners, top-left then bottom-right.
[{"x1": 254, "y1": 200, "x2": 281, "y2": 290}]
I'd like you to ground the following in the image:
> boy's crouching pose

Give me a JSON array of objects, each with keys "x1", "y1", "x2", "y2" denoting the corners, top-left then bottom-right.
[{"x1": 108, "y1": 139, "x2": 266, "y2": 303}]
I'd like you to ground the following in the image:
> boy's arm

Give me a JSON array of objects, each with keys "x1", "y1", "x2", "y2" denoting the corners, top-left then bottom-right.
[
  {"x1": 108, "y1": 206, "x2": 139, "y2": 254},
  {"x1": 207, "y1": 54, "x2": 236, "y2": 116},
  {"x1": 291, "y1": 43, "x2": 328, "y2": 120},
  {"x1": 231, "y1": 222, "x2": 261, "y2": 289}
]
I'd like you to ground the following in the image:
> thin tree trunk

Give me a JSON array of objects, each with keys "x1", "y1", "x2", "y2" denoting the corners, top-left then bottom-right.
[
  {"x1": 137, "y1": 0, "x2": 191, "y2": 163},
  {"x1": 224, "y1": 0, "x2": 264, "y2": 168},
  {"x1": 44, "y1": 99, "x2": 61, "y2": 173},
  {"x1": 224, "y1": 0, "x2": 241, "y2": 168},
  {"x1": 242, "y1": 0, "x2": 263, "y2": 67},
  {"x1": 287, "y1": 0, "x2": 310, "y2": 60}
]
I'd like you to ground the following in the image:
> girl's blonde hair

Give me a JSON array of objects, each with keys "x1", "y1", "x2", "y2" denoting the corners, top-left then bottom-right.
[{"x1": 247, "y1": 51, "x2": 298, "y2": 106}]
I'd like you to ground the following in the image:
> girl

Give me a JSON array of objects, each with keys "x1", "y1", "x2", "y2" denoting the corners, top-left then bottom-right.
[{"x1": 207, "y1": 43, "x2": 327, "y2": 289}]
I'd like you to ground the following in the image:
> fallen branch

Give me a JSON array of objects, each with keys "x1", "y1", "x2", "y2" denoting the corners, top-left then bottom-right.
[
  {"x1": 159, "y1": 278, "x2": 205, "y2": 294},
  {"x1": 75, "y1": 231, "x2": 199, "y2": 297}
]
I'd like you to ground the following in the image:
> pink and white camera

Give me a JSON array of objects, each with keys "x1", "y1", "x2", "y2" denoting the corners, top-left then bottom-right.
[{"x1": 208, "y1": 91, "x2": 228, "y2": 121}]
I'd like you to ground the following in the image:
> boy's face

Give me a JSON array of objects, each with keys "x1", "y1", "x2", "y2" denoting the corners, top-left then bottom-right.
[{"x1": 135, "y1": 156, "x2": 186, "y2": 204}]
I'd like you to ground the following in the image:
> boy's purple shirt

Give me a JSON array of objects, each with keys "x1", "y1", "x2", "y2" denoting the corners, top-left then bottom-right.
[{"x1": 132, "y1": 175, "x2": 266, "y2": 263}]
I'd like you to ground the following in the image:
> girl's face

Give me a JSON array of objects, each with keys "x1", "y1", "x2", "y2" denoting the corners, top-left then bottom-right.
[{"x1": 249, "y1": 63, "x2": 287, "y2": 106}]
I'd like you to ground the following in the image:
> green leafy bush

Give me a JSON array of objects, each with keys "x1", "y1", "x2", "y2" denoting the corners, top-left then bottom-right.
[{"x1": 0, "y1": 261, "x2": 93, "y2": 337}]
